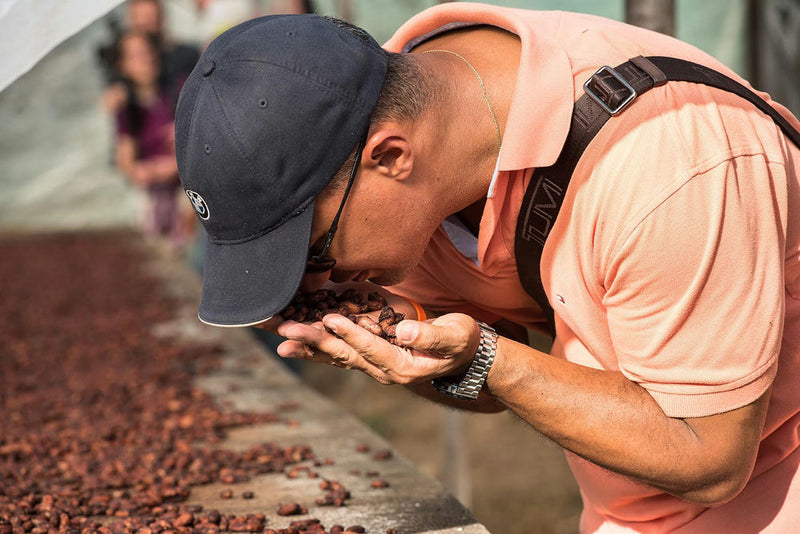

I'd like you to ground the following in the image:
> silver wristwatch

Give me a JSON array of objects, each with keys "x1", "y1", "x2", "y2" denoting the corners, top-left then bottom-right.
[{"x1": 431, "y1": 322, "x2": 498, "y2": 400}]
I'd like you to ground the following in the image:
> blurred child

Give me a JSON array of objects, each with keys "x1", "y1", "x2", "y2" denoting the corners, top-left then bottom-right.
[{"x1": 114, "y1": 31, "x2": 186, "y2": 249}]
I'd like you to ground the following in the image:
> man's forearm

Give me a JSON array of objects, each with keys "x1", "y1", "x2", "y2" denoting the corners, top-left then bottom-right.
[{"x1": 487, "y1": 336, "x2": 770, "y2": 505}]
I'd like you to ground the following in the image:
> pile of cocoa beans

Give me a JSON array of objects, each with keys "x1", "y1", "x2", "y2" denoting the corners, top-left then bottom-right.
[
  {"x1": 0, "y1": 233, "x2": 397, "y2": 534},
  {"x1": 281, "y1": 290, "x2": 406, "y2": 344}
]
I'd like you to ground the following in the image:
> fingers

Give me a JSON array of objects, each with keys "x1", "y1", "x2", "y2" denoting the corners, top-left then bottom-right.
[
  {"x1": 277, "y1": 313, "x2": 482, "y2": 386},
  {"x1": 323, "y1": 315, "x2": 451, "y2": 383},
  {"x1": 322, "y1": 314, "x2": 382, "y2": 351},
  {"x1": 276, "y1": 339, "x2": 315, "y2": 359},
  {"x1": 395, "y1": 314, "x2": 480, "y2": 359},
  {"x1": 277, "y1": 318, "x2": 378, "y2": 373}
]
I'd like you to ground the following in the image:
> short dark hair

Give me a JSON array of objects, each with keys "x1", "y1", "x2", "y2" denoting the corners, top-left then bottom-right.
[
  {"x1": 314, "y1": 17, "x2": 434, "y2": 194},
  {"x1": 322, "y1": 51, "x2": 434, "y2": 193}
]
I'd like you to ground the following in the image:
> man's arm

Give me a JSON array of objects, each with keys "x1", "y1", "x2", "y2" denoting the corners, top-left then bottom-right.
[
  {"x1": 277, "y1": 313, "x2": 772, "y2": 506},
  {"x1": 404, "y1": 382, "x2": 506, "y2": 413},
  {"x1": 486, "y1": 334, "x2": 771, "y2": 505}
]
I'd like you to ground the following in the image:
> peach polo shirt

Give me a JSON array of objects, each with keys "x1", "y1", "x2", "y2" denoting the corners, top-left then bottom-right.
[{"x1": 384, "y1": 3, "x2": 800, "y2": 533}]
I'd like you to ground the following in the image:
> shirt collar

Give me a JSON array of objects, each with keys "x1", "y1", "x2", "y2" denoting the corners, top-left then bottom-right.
[{"x1": 384, "y1": 3, "x2": 575, "y2": 170}]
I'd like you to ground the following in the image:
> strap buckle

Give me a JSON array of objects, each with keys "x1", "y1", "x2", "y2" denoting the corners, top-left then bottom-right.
[{"x1": 583, "y1": 65, "x2": 637, "y2": 116}]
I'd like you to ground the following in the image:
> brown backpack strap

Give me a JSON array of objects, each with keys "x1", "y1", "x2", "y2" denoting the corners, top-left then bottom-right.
[{"x1": 515, "y1": 56, "x2": 800, "y2": 337}]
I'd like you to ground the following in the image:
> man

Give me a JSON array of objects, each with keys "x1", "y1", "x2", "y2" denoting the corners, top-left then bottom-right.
[{"x1": 174, "y1": 4, "x2": 800, "y2": 532}]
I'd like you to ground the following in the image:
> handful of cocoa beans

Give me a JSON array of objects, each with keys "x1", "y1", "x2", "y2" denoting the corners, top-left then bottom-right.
[{"x1": 281, "y1": 289, "x2": 406, "y2": 345}]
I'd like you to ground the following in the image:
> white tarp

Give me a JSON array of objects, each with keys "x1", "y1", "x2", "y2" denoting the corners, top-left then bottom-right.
[{"x1": 0, "y1": 0, "x2": 124, "y2": 93}]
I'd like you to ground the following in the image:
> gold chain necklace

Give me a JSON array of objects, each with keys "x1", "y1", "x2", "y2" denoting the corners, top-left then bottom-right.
[{"x1": 422, "y1": 49, "x2": 502, "y2": 151}]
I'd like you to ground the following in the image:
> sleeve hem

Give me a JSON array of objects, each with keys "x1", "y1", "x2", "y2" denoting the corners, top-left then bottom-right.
[{"x1": 644, "y1": 359, "x2": 778, "y2": 418}]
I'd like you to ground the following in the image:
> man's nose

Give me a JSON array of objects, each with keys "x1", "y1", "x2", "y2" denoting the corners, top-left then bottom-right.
[{"x1": 300, "y1": 270, "x2": 331, "y2": 292}]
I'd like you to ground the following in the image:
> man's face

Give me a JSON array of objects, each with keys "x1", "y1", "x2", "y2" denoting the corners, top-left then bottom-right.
[{"x1": 306, "y1": 170, "x2": 442, "y2": 289}]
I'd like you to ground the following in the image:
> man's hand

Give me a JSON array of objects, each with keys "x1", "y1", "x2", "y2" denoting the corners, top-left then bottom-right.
[{"x1": 275, "y1": 313, "x2": 480, "y2": 386}]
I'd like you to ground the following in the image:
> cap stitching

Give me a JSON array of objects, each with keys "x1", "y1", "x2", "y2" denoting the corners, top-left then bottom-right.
[
  {"x1": 211, "y1": 85, "x2": 319, "y2": 245},
  {"x1": 207, "y1": 81, "x2": 314, "y2": 244},
  {"x1": 206, "y1": 78, "x2": 326, "y2": 244},
  {"x1": 207, "y1": 79, "x2": 274, "y2": 197},
  {"x1": 175, "y1": 70, "x2": 205, "y2": 177},
  {"x1": 210, "y1": 198, "x2": 314, "y2": 246}
]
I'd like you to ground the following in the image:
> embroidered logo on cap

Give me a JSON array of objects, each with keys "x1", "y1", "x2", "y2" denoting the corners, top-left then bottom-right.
[{"x1": 185, "y1": 190, "x2": 210, "y2": 220}]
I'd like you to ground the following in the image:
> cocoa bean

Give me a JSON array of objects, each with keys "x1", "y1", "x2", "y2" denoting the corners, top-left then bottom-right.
[
  {"x1": 356, "y1": 317, "x2": 383, "y2": 337},
  {"x1": 378, "y1": 306, "x2": 395, "y2": 323},
  {"x1": 174, "y1": 513, "x2": 193, "y2": 527},
  {"x1": 339, "y1": 289, "x2": 359, "y2": 301},
  {"x1": 372, "y1": 449, "x2": 393, "y2": 461},
  {"x1": 368, "y1": 292, "x2": 387, "y2": 305},
  {"x1": 365, "y1": 300, "x2": 384, "y2": 312},
  {"x1": 339, "y1": 301, "x2": 363, "y2": 315},
  {"x1": 378, "y1": 318, "x2": 394, "y2": 333},
  {"x1": 276, "y1": 503, "x2": 305, "y2": 516}
]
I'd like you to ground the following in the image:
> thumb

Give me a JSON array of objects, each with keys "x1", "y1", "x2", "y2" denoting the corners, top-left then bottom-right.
[{"x1": 395, "y1": 313, "x2": 479, "y2": 357}]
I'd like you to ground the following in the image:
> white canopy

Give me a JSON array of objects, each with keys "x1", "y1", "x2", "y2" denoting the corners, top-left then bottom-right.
[{"x1": 0, "y1": 0, "x2": 124, "y2": 93}]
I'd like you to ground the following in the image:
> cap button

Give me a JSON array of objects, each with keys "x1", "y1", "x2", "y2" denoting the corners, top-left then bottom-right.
[{"x1": 201, "y1": 61, "x2": 216, "y2": 77}]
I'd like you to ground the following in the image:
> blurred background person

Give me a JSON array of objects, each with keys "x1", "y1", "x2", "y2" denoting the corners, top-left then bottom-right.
[
  {"x1": 189, "y1": 0, "x2": 316, "y2": 43},
  {"x1": 99, "y1": 0, "x2": 200, "y2": 115},
  {"x1": 114, "y1": 31, "x2": 187, "y2": 251}
]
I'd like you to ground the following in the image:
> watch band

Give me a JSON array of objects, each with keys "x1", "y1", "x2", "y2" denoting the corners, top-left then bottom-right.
[{"x1": 431, "y1": 321, "x2": 498, "y2": 400}]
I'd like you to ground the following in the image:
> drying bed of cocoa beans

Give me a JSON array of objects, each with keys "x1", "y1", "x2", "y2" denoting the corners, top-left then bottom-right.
[{"x1": 0, "y1": 233, "x2": 394, "y2": 534}]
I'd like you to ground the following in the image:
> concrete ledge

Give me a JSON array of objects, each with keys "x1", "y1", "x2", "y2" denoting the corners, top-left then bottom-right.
[{"x1": 144, "y1": 239, "x2": 490, "y2": 534}]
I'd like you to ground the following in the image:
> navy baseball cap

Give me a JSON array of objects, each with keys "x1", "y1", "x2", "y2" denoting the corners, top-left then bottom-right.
[{"x1": 175, "y1": 15, "x2": 388, "y2": 327}]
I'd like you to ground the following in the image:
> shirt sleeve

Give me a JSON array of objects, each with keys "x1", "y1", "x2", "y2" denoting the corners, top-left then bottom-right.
[{"x1": 602, "y1": 154, "x2": 785, "y2": 418}]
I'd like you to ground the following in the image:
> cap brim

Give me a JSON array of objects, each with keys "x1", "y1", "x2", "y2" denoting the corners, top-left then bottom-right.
[{"x1": 197, "y1": 204, "x2": 314, "y2": 327}]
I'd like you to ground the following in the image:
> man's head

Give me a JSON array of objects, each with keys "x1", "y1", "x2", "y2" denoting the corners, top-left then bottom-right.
[
  {"x1": 304, "y1": 46, "x2": 442, "y2": 286},
  {"x1": 175, "y1": 15, "x2": 440, "y2": 326}
]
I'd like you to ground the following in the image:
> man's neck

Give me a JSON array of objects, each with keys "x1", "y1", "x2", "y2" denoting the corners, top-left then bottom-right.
[{"x1": 412, "y1": 25, "x2": 520, "y2": 235}]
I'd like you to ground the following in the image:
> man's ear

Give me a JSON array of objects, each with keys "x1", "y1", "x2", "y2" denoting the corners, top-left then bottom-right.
[{"x1": 362, "y1": 127, "x2": 414, "y2": 181}]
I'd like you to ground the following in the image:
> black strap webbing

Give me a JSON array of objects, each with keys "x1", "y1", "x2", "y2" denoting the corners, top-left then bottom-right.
[{"x1": 514, "y1": 55, "x2": 800, "y2": 337}]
